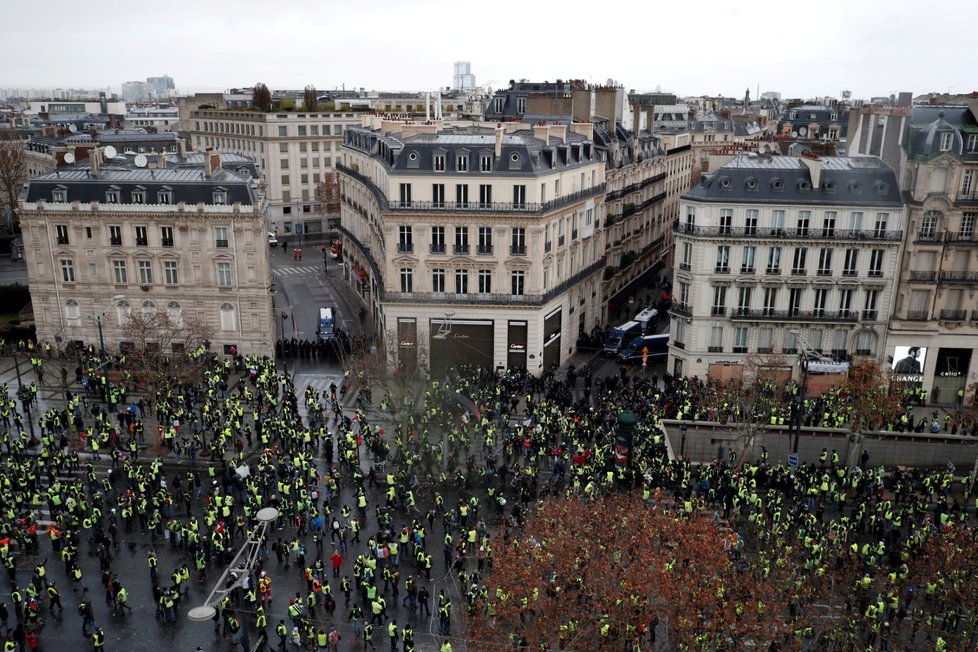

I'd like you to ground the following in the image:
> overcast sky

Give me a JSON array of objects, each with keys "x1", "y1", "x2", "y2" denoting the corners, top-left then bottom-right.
[{"x1": 2, "y1": 0, "x2": 972, "y2": 100}]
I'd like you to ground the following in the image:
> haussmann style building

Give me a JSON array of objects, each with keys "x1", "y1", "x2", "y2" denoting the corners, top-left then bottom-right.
[
  {"x1": 669, "y1": 152, "x2": 905, "y2": 380},
  {"x1": 337, "y1": 116, "x2": 607, "y2": 375},
  {"x1": 18, "y1": 148, "x2": 274, "y2": 358}
]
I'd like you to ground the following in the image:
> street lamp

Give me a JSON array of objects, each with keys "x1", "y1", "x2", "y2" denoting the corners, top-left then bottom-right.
[
  {"x1": 188, "y1": 507, "x2": 279, "y2": 623},
  {"x1": 788, "y1": 329, "x2": 809, "y2": 455},
  {"x1": 89, "y1": 294, "x2": 126, "y2": 356}
]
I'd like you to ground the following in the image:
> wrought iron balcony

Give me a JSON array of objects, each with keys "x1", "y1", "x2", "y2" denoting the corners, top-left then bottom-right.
[
  {"x1": 908, "y1": 270, "x2": 937, "y2": 282},
  {"x1": 905, "y1": 310, "x2": 929, "y2": 321},
  {"x1": 940, "y1": 309, "x2": 967, "y2": 321},
  {"x1": 939, "y1": 271, "x2": 978, "y2": 283},
  {"x1": 673, "y1": 220, "x2": 903, "y2": 242},
  {"x1": 729, "y1": 309, "x2": 859, "y2": 323}
]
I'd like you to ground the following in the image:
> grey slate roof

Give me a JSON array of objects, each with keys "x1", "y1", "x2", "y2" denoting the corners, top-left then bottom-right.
[
  {"x1": 21, "y1": 159, "x2": 257, "y2": 206},
  {"x1": 345, "y1": 125, "x2": 599, "y2": 176},
  {"x1": 683, "y1": 154, "x2": 902, "y2": 206},
  {"x1": 905, "y1": 106, "x2": 978, "y2": 160}
]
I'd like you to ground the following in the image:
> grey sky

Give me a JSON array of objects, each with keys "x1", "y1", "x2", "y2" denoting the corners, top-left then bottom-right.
[{"x1": 2, "y1": 0, "x2": 972, "y2": 100}]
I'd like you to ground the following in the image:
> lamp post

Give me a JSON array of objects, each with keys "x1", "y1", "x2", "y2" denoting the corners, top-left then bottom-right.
[
  {"x1": 189, "y1": 507, "x2": 279, "y2": 628},
  {"x1": 90, "y1": 294, "x2": 126, "y2": 356}
]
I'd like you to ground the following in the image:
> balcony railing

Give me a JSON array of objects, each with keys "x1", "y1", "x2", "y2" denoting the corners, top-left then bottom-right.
[
  {"x1": 397, "y1": 242, "x2": 413, "y2": 253},
  {"x1": 708, "y1": 346, "x2": 723, "y2": 353},
  {"x1": 905, "y1": 310, "x2": 930, "y2": 321},
  {"x1": 915, "y1": 230, "x2": 940, "y2": 243},
  {"x1": 908, "y1": 270, "x2": 937, "y2": 282},
  {"x1": 673, "y1": 220, "x2": 903, "y2": 242},
  {"x1": 957, "y1": 190, "x2": 978, "y2": 203},
  {"x1": 714, "y1": 266, "x2": 730, "y2": 274},
  {"x1": 945, "y1": 231, "x2": 977, "y2": 242},
  {"x1": 510, "y1": 245, "x2": 526, "y2": 256},
  {"x1": 381, "y1": 259, "x2": 605, "y2": 307},
  {"x1": 711, "y1": 307, "x2": 726, "y2": 316},
  {"x1": 109, "y1": 237, "x2": 122, "y2": 246},
  {"x1": 862, "y1": 310, "x2": 878, "y2": 321},
  {"x1": 729, "y1": 309, "x2": 859, "y2": 323},
  {"x1": 972, "y1": 310, "x2": 978, "y2": 322},
  {"x1": 453, "y1": 244, "x2": 470, "y2": 255},
  {"x1": 56, "y1": 236, "x2": 70, "y2": 245},
  {"x1": 940, "y1": 309, "x2": 967, "y2": 321},
  {"x1": 477, "y1": 245, "x2": 493, "y2": 255},
  {"x1": 671, "y1": 302, "x2": 692, "y2": 317},
  {"x1": 740, "y1": 266, "x2": 755, "y2": 274},
  {"x1": 430, "y1": 243, "x2": 446, "y2": 254},
  {"x1": 679, "y1": 262, "x2": 691, "y2": 271},
  {"x1": 940, "y1": 271, "x2": 978, "y2": 283},
  {"x1": 765, "y1": 267, "x2": 781, "y2": 275},
  {"x1": 161, "y1": 238, "x2": 174, "y2": 247}
]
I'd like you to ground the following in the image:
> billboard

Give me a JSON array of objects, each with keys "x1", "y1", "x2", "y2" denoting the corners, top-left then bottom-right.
[{"x1": 892, "y1": 346, "x2": 926, "y2": 383}]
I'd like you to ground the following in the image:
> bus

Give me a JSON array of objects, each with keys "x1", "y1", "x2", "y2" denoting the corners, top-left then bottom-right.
[
  {"x1": 618, "y1": 333, "x2": 669, "y2": 363},
  {"x1": 316, "y1": 307, "x2": 337, "y2": 340}
]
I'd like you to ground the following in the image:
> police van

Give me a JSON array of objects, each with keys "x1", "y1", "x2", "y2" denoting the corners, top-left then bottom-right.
[{"x1": 316, "y1": 307, "x2": 337, "y2": 340}]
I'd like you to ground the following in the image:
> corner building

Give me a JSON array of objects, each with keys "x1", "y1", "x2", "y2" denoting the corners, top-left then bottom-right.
[
  {"x1": 670, "y1": 153, "x2": 904, "y2": 380},
  {"x1": 18, "y1": 149, "x2": 274, "y2": 357},
  {"x1": 338, "y1": 116, "x2": 606, "y2": 375},
  {"x1": 887, "y1": 106, "x2": 978, "y2": 403}
]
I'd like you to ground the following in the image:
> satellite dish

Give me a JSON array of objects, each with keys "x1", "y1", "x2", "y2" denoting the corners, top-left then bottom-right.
[
  {"x1": 63, "y1": 152, "x2": 75, "y2": 165},
  {"x1": 134, "y1": 154, "x2": 148, "y2": 168},
  {"x1": 68, "y1": 124, "x2": 78, "y2": 133},
  {"x1": 103, "y1": 145, "x2": 118, "y2": 159}
]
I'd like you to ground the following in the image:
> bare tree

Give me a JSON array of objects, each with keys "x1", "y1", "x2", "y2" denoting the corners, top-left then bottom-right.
[
  {"x1": 120, "y1": 308, "x2": 213, "y2": 399},
  {"x1": 0, "y1": 134, "x2": 27, "y2": 228},
  {"x1": 302, "y1": 85, "x2": 318, "y2": 113},
  {"x1": 252, "y1": 83, "x2": 272, "y2": 112},
  {"x1": 341, "y1": 328, "x2": 428, "y2": 433},
  {"x1": 713, "y1": 353, "x2": 791, "y2": 466},
  {"x1": 314, "y1": 171, "x2": 341, "y2": 215}
]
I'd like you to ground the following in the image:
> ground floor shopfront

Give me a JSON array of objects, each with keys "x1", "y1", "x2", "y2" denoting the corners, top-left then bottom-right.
[
  {"x1": 384, "y1": 301, "x2": 587, "y2": 377},
  {"x1": 887, "y1": 327, "x2": 978, "y2": 405}
]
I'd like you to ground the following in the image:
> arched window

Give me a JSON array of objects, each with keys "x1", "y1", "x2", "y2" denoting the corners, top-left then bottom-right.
[
  {"x1": 219, "y1": 303, "x2": 236, "y2": 331},
  {"x1": 141, "y1": 300, "x2": 156, "y2": 318},
  {"x1": 116, "y1": 300, "x2": 132, "y2": 326},
  {"x1": 167, "y1": 301, "x2": 183, "y2": 327},
  {"x1": 65, "y1": 299, "x2": 80, "y2": 326}
]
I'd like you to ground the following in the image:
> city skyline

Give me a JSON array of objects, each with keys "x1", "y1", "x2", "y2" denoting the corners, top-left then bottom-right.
[{"x1": 1, "y1": 0, "x2": 973, "y2": 101}]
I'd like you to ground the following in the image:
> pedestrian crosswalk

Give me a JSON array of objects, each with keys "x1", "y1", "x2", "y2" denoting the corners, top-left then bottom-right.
[
  {"x1": 292, "y1": 373, "x2": 346, "y2": 419},
  {"x1": 273, "y1": 265, "x2": 321, "y2": 277}
]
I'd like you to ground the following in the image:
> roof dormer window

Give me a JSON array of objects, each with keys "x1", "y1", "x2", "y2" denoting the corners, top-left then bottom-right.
[
  {"x1": 52, "y1": 186, "x2": 67, "y2": 202},
  {"x1": 213, "y1": 188, "x2": 228, "y2": 204},
  {"x1": 105, "y1": 189, "x2": 120, "y2": 204},
  {"x1": 939, "y1": 132, "x2": 953, "y2": 152},
  {"x1": 131, "y1": 189, "x2": 145, "y2": 204},
  {"x1": 158, "y1": 187, "x2": 172, "y2": 204}
]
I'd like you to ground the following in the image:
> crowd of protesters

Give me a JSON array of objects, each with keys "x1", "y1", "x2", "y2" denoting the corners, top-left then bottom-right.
[{"x1": 0, "y1": 336, "x2": 975, "y2": 650}]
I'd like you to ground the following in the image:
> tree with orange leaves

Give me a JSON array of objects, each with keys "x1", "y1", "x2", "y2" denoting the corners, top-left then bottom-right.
[{"x1": 468, "y1": 494, "x2": 791, "y2": 650}]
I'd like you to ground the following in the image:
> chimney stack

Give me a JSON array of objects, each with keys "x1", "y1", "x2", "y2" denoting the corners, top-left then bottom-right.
[
  {"x1": 494, "y1": 123, "x2": 503, "y2": 157},
  {"x1": 533, "y1": 123, "x2": 550, "y2": 143},
  {"x1": 204, "y1": 147, "x2": 221, "y2": 177},
  {"x1": 177, "y1": 138, "x2": 187, "y2": 159},
  {"x1": 425, "y1": 92, "x2": 430, "y2": 121},
  {"x1": 631, "y1": 103, "x2": 641, "y2": 137},
  {"x1": 90, "y1": 147, "x2": 102, "y2": 177}
]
